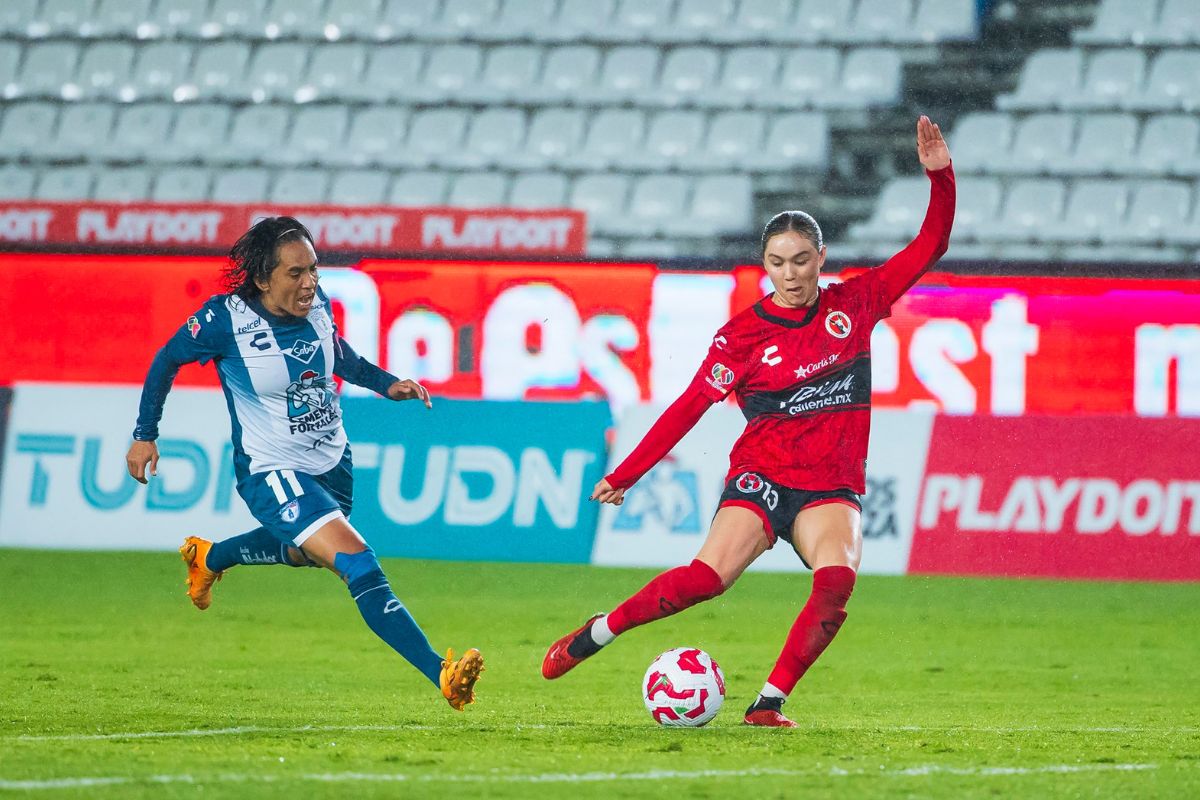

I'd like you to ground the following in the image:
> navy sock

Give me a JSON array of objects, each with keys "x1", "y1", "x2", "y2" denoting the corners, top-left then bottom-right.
[
  {"x1": 335, "y1": 550, "x2": 443, "y2": 686},
  {"x1": 206, "y1": 528, "x2": 300, "y2": 572}
]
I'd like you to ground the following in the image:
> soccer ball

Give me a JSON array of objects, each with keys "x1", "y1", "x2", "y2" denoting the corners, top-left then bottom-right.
[{"x1": 642, "y1": 647, "x2": 725, "y2": 727}]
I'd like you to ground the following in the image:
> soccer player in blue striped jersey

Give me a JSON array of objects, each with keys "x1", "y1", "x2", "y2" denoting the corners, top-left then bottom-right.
[{"x1": 125, "y1": 217, "x2": 483, "y2": 711}]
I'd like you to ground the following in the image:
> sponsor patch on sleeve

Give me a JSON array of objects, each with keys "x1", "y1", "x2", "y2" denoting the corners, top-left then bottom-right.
[
  {"x1": 706, "y1": 362, "x2": 736, "y2": 393},
  {"x1": 186, "y1": 316, "x2": 201, "y2": 338}
]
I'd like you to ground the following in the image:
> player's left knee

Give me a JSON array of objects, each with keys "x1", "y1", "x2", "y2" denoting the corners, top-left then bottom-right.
[
  {"x1": 814, "y1": 565, "x2": 856, "y2": 608},
  {"x1": 333, "y1": 548, "x2": 389, "y2": 598}
]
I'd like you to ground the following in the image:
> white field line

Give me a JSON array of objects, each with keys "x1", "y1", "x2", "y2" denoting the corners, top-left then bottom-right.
[
  {"x1": 0, "y1": 763, "x2": 1163, "y2": 791},
  {"x1": 8, "y1": 722, "x2": 1198, "y2": 743}
]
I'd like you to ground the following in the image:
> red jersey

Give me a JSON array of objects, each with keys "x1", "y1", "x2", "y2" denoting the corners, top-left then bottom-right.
[{"x1": 607, "y1": 164, "x2": 956, "y2": 495}]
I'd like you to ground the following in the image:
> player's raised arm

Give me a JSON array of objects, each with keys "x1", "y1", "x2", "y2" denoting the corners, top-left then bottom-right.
[{"x1": 870, "y1": 115, "x2": 956, "y2": 306}]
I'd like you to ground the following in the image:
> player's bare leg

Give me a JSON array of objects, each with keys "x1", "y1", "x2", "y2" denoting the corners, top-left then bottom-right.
[
  {"x1": 303, "y1": 518, "x2": 483, "y2": 711},
  {"x1": 543, "y1": 506, "x2": 769, "y2": 679},
  {"x1": 746, "y1": 503, "x2": 861, "y2": 728}
]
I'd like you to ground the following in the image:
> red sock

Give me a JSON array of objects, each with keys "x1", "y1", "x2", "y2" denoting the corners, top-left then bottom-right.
[
  {"x1": 766, "y1": 566, "x2": 856, "y2": 695},
  {"x1": 606, "y1": 559, "x2": 725, "y2": 636}
]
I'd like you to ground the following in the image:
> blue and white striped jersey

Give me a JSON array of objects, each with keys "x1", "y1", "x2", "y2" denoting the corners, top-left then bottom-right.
[{"x1": 134, "y1": 287, "x2": 396, "y2": 479}]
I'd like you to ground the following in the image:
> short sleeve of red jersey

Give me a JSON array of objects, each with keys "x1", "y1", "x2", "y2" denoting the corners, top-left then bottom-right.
[{"x1": 690, "y1": 327, "x2": 749, "y2": 403}]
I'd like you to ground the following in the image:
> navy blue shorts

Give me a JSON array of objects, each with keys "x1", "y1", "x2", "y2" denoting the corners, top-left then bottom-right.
[
  {"x1": 238, "y1": 446, "x2": 354, "y2": 548},
  {"x1": 718, "y1": 470, "x2": 861, "y2": 550}
]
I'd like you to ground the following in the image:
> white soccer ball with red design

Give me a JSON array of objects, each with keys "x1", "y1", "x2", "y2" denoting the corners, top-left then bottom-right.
[{"x1": 642, "y1": 647, "x2": 726, "y2": 727}]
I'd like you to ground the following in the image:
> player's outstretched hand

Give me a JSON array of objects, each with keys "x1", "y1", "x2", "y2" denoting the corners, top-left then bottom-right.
[
  {"x1": 388, "y1": 378, "x2": 433, "y2": 408},
  {"x1": 590, "y1": 478, "x2": 626, "y2": 506},
  {"x1": 916, "y1": 115, "x2": 950, "y2": 171},
  {"x1": 126, "y1": 440, "x2": 159, "y2": 485}
]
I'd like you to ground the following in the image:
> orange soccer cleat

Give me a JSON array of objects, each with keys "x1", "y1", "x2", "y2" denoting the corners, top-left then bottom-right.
[
  {"x1": 743, "y1": 696, "x2": 798, "y2": 728},
  {"x1": 541, "y1": 613, "x2": 605, "y2": 680},
  {"x1": 440, "y1": 648, "x2": 484, "y2": 711},
  {"x1": 179, "y1": 536, "x2": 223, "y2": 611}
]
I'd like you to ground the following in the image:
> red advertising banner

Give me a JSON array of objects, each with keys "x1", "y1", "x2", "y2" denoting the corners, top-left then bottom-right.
[
  {"x1": 908, "y1": 414, "x2": 1200, "y2": 581},
  {"x1": 3, "y1": 253, "x2": 1200, "y2": 419},
  {"x1": 0, "y1": 202, "x2": 586, "y2": 255}
]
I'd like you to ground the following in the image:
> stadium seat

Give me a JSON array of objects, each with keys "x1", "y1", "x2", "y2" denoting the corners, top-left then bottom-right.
[
  {"x1": 1004, "y1": 113, "x2": 1077, "y2": 175},
  {"x1": 0, "y1": 164, "x2": 37, "y2": 200},
  {"x1": 678, "y1": 110, "x2": 767, "y2": 171},
  {"x1": 352, "y1": 44, "x2": 424, "y2": 102},
  {"x1": 579, "y1": 46, "x2": 660, "y2": 105},
  {"x1": 99, "y1": 104, "x2": 174, "y2": 161},
  {"x1": 620, "y1": 110, "x2": 706, "y2": 170},
  {"x1": 668, "y1": 173, "x2": 753, "y2": 236},
  {"x1": 507, "y1": 107, "x2": 587, "y2": 169},
  {"x1": 16, "y1": 42, "x2": 80, "y2": 99},
  {"x1": 1048, "y1": 179, "x2": 1129, "y2": 243},
  {"x1": 949, "y1": 177, "x2": 1003, "y2": 240},
  {"x1": 1062, "y1": 49, "x2": 1145, "y2": 110},
  {"x1": 43, "y1": 103, "x2": 115, "y2": 160},
  {"x1": 0, "y1": 103, "x2": 58, "y2": 159},
  {"x1": 152, "y1": 167, "x2": 212, "y2": 202},
  {"x1": 648, "y1": 47, "x2": 720, "y2": 106},
  {"x1": 850, "y1": 176, "x2": 929, "y2": 240},
  {"x1": 0, "y1": 42, "x2": 23, "y2": 98},
  {"x1": 975, "y1": 179, "x2": 1067, "y2": 243},
  {"x1": 300, "y1": 43, "x2": 367, "y2": 103},
  {"x1": 91, "y1": 0, "x2": 153, "y2": 38},
  {"x1": 72, "y1": 42, "x2": 135, "y2": 101},
  {"x1": 1103, "y1": 181, "x2": 1192, "y2": 246},
  {"x1": 611, "y1": 174, "x2": 690, "y2": 237},
  {"x1": 481, "y1": 0, "x2": 560, "y2": 42},
  {"x1": 36, "y1": 167, "x2": 94, "y2": 201},
  {"x1": 272, "y1": 106, "x2": 350, "y2": 166},
  {"x1": 844, "y1": 0, "x2": 912, "y2": 43},
  {"x1": 794, "y1": 0, "x2": 854, "y2": 42},
  {"x1": 710, "y1": 0, "x2": 795, "y2": 44},
  {"x1": 833, "y1": 49, "x2": 903, "y2": 108},
  {"x1": 165, "y1": 105, "x2": 230, "y2": 161},
  {"x1": 129, "y1": 41, "x2": 193, "y2": 101},
  {"x1": 664, "y1": 0, "x2": 736, "y2": 44},
  {"x1": 416, "y1": 44, "x2": 482, "y2": 103},
  {"x1": 328, "y1": 169, "x2": 388, "y2": 206},
  {"x1": 741, "y1": 111, "x2": 829, "y2": 172},
  {"x1": 559, "y1": 108, "x2": 646, "y2": 171},
  {"x1": 912, "y1": 0, "x2": 977, "y2": 42},
  {"x1": 570, "y1": 173, "x2": 631, "y2": 236},
  {"x1": 186, "y1": 41, "x2": 251, "y2": 100},
  {"x1": 211, "y1": 168, "x2": 269, "y2": 203},
  {"x1": 211, "y1": 105, "x2": 290, "y2": 163},
  {"x1": 509, "y1": 172, "x2": 570, "y2": 208},
  {"x1": 1130, "y1": 115, "x2": 1200, "y2": 177},
  {"x1": 1074, "y1": 0, "x2": 1157, "y2": 45},
  {"x1": 442, "y1": 107, "x2": 528, "y2": 170},
  {"x1": 324, "y1": 0, "x2": 383, "y2": 40},
  {"x1": 142, "y1": 0, "x2": 211, "y2": 38},
  {"x1": 458, "y1": 45, "x2": 542, "y2": 104},
  {"x1": 525, "y1": 46, "x2": 600, "y2": 104},
  {"x1": 0, "y1": 0, "x2": 38, "y2": 37},
  {"x1": 1129, "y1": 51, "x2": 1200, "y2": 112},
  {"x1": 448, "y1": 172, "x2": 509, "y2": 208},
  {"x1": 336, "y1": 107, "x2": 409, "y2": 167},
  {"x1": 1146, "y1": 0, "x2": 1200, "y2": 46},
  {"x1": 389, "y1": 171, "x2": 449, "y2": 206},
  {"x1": 997, "y1": 49, "x2": 1084, "y2": 111},
  {"x1": 29, "y1": 0, "x2": 96, "y2": 38},
  {"x1": 93, "y1": 168, "x2": 153, "y2": 203},
  {"x1": 949, "y1": 112, "x2": 1015, "y2": 173},
  {"x1": 544, "y1": 0, "x2": 615, "y2": 43},
  {"x1": 206, "y1": 0, "x2": 268, "y2": 38},
  {"x1": 377, "y1": 0, "x2": 441, "y2": 40},
  {"x1": 1160, "y1": 185, "x2": 1200, "y2": 247},
  {"x1": 270, "y1": 169, "x2": 329, "y2": 204},
  {"x1": 244, "y1": 43, "x2": 309, "y2": 102},
  {"x1": 436, "y1": 0, "x2": 500, "y2": 41},
  {"x1": 699, "y1": 47, "x2": 780, "y2": 108},
  {"x1": 1060, "y1": 113, "x2": 1139, "y2": 176},
  {"x1": 773, "y1": 48, "x2": 839, "y2": 108},
  {"x1": 607, "y1": 0, "x2": 674, "y2": 42},
  {"x1": 263, "y1": 0, "x2": 327, "y2": 39},
  {"x1": 403, "y1": 109, "x2": 470, "y2": 168}
]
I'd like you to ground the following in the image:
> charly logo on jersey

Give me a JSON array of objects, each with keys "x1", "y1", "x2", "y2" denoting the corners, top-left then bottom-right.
[
  {"x1": 285, "y1": 339, "x2": 320, "y2": 364},
  {"x1": 825, "y1": 310, "x2": 852, "y2": 338},
  {"x1": 735, "y1": 472, "x2": 764, "y2": 493}
]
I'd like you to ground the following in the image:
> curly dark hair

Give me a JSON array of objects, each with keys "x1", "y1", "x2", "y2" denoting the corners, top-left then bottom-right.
[
  {"x1": 222, "y1": 216, "x2": 315, "y2": 300},
  {"x1": 760, "y1": 210, "x2": 824, "y2": 255}
]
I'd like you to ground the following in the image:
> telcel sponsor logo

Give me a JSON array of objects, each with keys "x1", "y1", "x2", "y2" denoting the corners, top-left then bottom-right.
[
  {"x1": 14, "y1": 433, "x2": 237, "y2": 512},
  {"x1": 919, "y1": 474, "x2": 1200, "y2": 536},
  {"x1": 356, "y1": 443, "x2": 594, "y2": 529}
]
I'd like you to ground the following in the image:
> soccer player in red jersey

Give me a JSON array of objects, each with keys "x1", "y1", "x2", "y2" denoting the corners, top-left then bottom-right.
[{"x1": 542, "y1": 116, "x2": 955, "y2": 728}]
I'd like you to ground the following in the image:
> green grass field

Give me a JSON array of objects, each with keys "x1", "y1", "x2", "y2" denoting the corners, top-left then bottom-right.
[{"x1": 1, "y1": 549, "x2": 1198, "y2": 798}]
